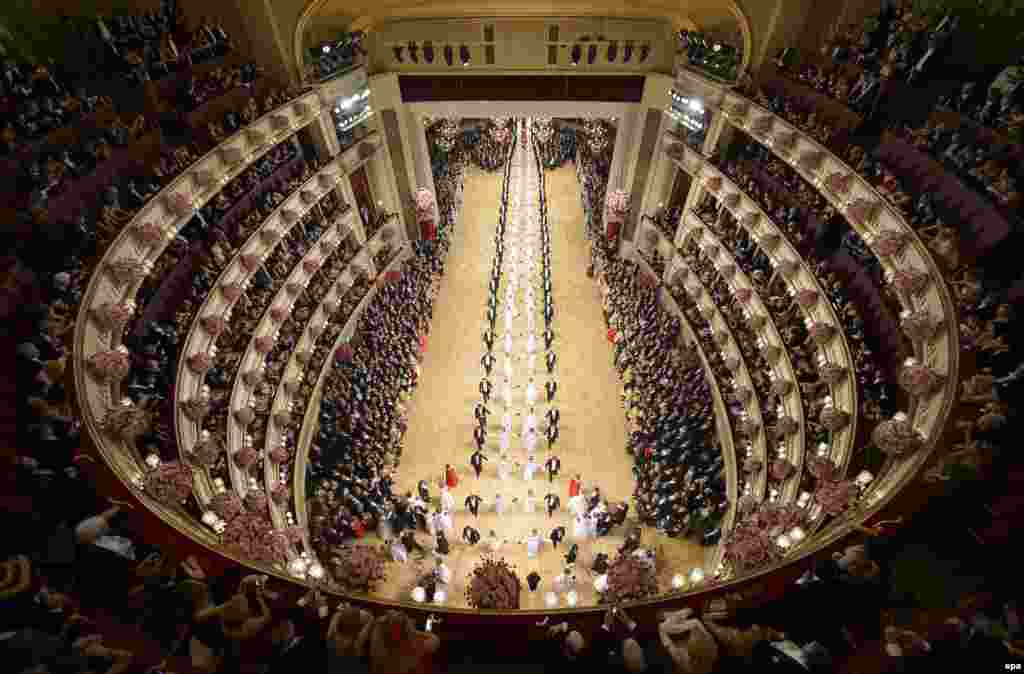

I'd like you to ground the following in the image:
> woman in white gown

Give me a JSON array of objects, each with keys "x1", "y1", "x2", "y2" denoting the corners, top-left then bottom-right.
[
  {"x1": 524, "y1": 488, "x2": 537, "y2": 513},
  {"x1": 498, "y1": 454, "x2": 511, "y2": 480},
  {"x1": 440, "y1": 487, "x2": 455, "y2": 513},
  {"x1": 503, "y1": 333, "x2": 513, "y2": 355},
  {"x1": 494, "y1": 493, "x2": 506, "y2": 516},
  {"x1": 523, "y1": 455, "x2": 539, "y2": 481},
  {"x1": 567, "y1": 493, "x2": 584, "y2": 517},
  {"x1": 499, "y1": 430, "x2": 510, "y2": 454},
  {"x1": 526, "y1": 333, "x2": 537, "y2": 354},
  {"x1": 487, "y1": 531, "x2": 501, "y2": 553},
  {"x1": 440, "y1": 510, "x2": 454, "y2": 537},
  {"x1": 526, "y1": 529, "x2": 542, "y2": 559},
  {"x1": 526, "y1": 379, "x2": 537, "y2": 405},
  {"x1": 573, "y1": 513, "x2": 589, "y2": 540}
]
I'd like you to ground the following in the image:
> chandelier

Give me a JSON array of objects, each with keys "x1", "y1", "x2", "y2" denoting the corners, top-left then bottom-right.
[
  {"x1": 585, "y1": 119, "x2": 609, "y2": 154},
  {"x1": 533, "y1": 117, "x2": 554, "y2": 143}
]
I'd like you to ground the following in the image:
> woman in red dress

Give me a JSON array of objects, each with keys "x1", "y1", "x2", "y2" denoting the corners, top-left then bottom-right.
[
  {"x1": 568, "y1": 474, "x2": 581, "y2": 498},
  {"x1": 444, "y1": 464, "x2": 458, "y2": 490}
]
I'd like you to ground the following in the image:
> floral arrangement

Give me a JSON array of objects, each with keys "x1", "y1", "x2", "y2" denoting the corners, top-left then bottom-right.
[
  {"x1": 221, "y1": 283, "x2": 243, "y2": 302},
  {"x1": 260, "y1": 228, "x2": 282, "y2": 244},
  {"x1": 771, "y1": 378, "x2": 794, "y2": 396},
  {"x1": 209, "y1": 492, "x2": 243, "y2": 522},
  {"x1": 795, "y1": 288, "x2": 819, "y2": 308},
  {"x1": 900, "y1": 363, "x2": 944, "y2": 397},
  {"x1": 133, "y1": 221, "x2": 165, "y2": 246},
  {"x1": 240, "y1": 253, "x2": 261, "y2": 272},
  {"x1": 414, "y1": 188, "x2": 435, "y2": 214},
  {"x1": 144, "y1": 461, "x2": 193, "y2": 506},
  {"x1": 234, "y1": 408, "x2": 256, "y2": 427},
  {"x1": 336, "y1": 545, "x2": 387, "y2": 593},
  {"x1": 806, "y1": 455, "x2": 838, "y2": 482},
  {"x1": 187, "y1": 352, "x2": 213, "y2": 374},
  {"x1": 719, "y1": 264, "x2": 737, "y2": 279},
  {"x1": 724, "y1": 502, "x2": 805, "y2": 571},
  {"x1": 303, "y1": 258, "x2": 321, "y2": 274},
  {"x1": 103, "y1": 406, "x2": 150, "y2": 441},
  {"x1": 269, "y1": 306, "x2": 288, "y2": 323},
  {"x1": 234, "y1": 445, "x2": 258, "y2": 468},
  {"x1": 166, "y1": 192, "x2": 193, "y2": 216},
  {"x1": 814, "y1": 479, "x2": 859, "y2": 516},
  {"x1": 223, "y1": 511, "x2": 286, "y2": 563},
  {"x1": 492, "y1": 127, "x2": 511, "y2": 145},
  {"x1": 271, "y1": 483, "x2": 290, "y2": 505},
  {"x1": 254, "y1": 336, "x2": 275, "y2": 354},
  {"x1": 285, "y1": 281, "x2": 303, "y2": 296},
  {"x1": 88, "y1": 348, "x2": 131, "y2": 382},
  {"x1": 180, "y1": 397, "x2": 211, "y2": 422},
  {"x1": 92, "y1": 301, "x2": 135, "y2": 332},
  {"x1": 845, "y1": 198, "x2": 878, "y2": 226},
  {"x1": 201, "y1": 315, "x2": 226, "y2": 336},
  {"x1": 819, "y1": 363, "x2": 847, "y2": 385},
  {"x1": 280, "y1": 526, "x2": 304, "y2": 545},
  {"x1": 820, "y1": 406, "x2": 850, "y2": 431},
  {"x1": 244, "y1": 491, "x2": 268, "y2": 513},
  {"x1": 604, "y1": 554, "x2": 658, "y2": 603},
  {"x1": 107, "y1": 259, "x2": 148, "y2": 286},
  {"x1": 771, "y1": 415, "x2": 799, "y2": 438},
  {"x1": 770, "y1": 458, "x2": 795, "y2": 480},
  {"x1": 900, "y1": 310, "x2": 939, "y2": 343},
  {"x1": 871, "y1": 414, "x2": 923, "y2": 456},
  {"x1": 808, "y1": 322, "x2": 836, "y2": 344},
  {"x1": 826, "y1": 172, "x2": 852, "y2": 195},
  {"x1": 467, "y1": 557, "x2": 521, "y2": 609},
  {"x1": 874, "y1": 230, "x2": 908, "y2": 257},
  {"x1": 191, "y1": 436, "x2": 222, "y2": 466},
  {"x1": 606, "y1": 189, "x2": 630, "y2": 216},
  {"x1": 891, "y1": 269, "x2": 929, "y2": 296}
]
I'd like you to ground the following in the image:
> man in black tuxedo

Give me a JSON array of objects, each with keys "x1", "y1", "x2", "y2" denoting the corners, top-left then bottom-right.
[
  {"x1": 544, "y1": 455, "x2": 561, "y2": 482},
  {"x1": 527, "y1": 571, "x2": 541, "y2": 592},
  {"x1": 543, "y1": 327, "x2": 555, "y2": 351},
  {"x1": 546, "y1": 421, "x2": 559, "y2": 448},
  {"x1": 417, "y1": 479, "x2": 431, "y2": 503},
  {"x1": 544, "y1": 492, "x2": 560, "y2": 517},
  {"x1": 465, "y1": 493, "x2": 483, "y2": 517},
  {"x1": 550, "y1": 526, "x2": 566, "y2": 548},
  {"x1": 473, "y1": 424, "x2": 486, "y2": 451},
  {"x1": 481, "y1": 352, "x2": 495, "y2": 376},
  {"x1": 483, "y1": 329, "x2": 494, "y2": 352},
  {"x1": 470, "y1": 450, "x2": 487, "y2": 479},
  {"x1": 545, "y1": 350, "x2": 557, "y2": 374},
  {"x1": 479, "y1": 378, "x2": 492, "y2": 403},
  {"x1": 266, "y1": 614, "x2": 325, "y2": 674},
  {"x1": 462, "y1": 526, "x2": 480, "y2": 546},
  {"x1": 545, "y1": 379, "x2": 557, "y2": 403}
]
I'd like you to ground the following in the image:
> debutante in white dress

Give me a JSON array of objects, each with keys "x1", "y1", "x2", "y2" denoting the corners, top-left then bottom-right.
[
  {"x1": 440, "y1": 488, "x2": 455, "y2": 513},
  {"x1": 567, "y1": 494, "x2": 585, "y2": 517},
  {"x1": 524, "y1": 494, "x2": 537, "y2": 513},
  {"x1": 391, "y1": 541, "x2": 408, "y2": 562},
  {"x1": 498, "y1": 457, "x2": 511, "y2": 480},
  {"x1": 440, "y1": 510, "x2": 454, "y2": 537},
  {"x1": 504, "y1": 356, "x2": 513, "y2": 379},
  {"x1": 526, "y1": 381, "x2": 537, "y2": 405},
  {"x1": 494, "y1": 494, "x2": 506, "y2": 515},
  {"x1": 523, "y1": 460, "x2": 540, "y2": 481},
  {"x1": 573, "y1": 514, "x2": 589, "y2": 540},
  {"x1": 526, "y1": 534, "x2": 542, "y2": 558},
  {"x1": 503, "y1": 381, "x2": 513, "y2": 405},
  {"x1": 503, "y1": 333, "x2": 513, "y2": 355},
  {"x1": 500, "y1": 431, "x2": 511, "y2": 453},
  {"x1": 524, "y1": 429, "x2": 538, "y2": 454},
  {"x1": 503, "y1": 410, "x2": 514, "y2": 435}
]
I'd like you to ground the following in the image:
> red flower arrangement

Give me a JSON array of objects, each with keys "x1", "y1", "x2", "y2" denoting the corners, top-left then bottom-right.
[
  {"x1": 240, "y1": 253, "x2": 260, "y2": 272},
  {"x1": 845, "y1": 198, "x2": 878, "y2": 226},
  {"x1": 209, "y1": 492, "x2": 243, "y2": 522},
  {"x1": 133, "y1": 221, "x2": 164, "y2": 246},
  {"x1": 144, "y1": 461, "x2": 193, "y2": 506},
  {"x1": 269, "y1": 306, "x2": 288, "y2": 323},
  {"x1": 166, "y1": 192, "x2": 193, "y2": 216},
  {"x1": 244, "y1": 491, "x2": 268, "y2": 513},
  {"x1": 254, "y1": 335, "x2": 275, "y2": 354},
  {"x1": 795, "y1": 288, "x2": 819, "y2": 308},
  {"x1": 335, "y1": 545, "x2": 386, "y2": 593},
  {"x1": 806, "y1": 455, "x2": 838, "y2": 482},
  {"x1": 735, "y1": 287, "x2": 754, "y2": 304},
  {"x1": 103, "y1": 406, "x2": 151, "y2": 441},
  {"x1": 191, "y1": 436, "x2": 222, "y2": 466},
  {"x1": 814, "y1": 479, "x2": 859, "y2": 516},
  {"x1": 467, "y1": 557, "x2": 521, "y2": 609},
  {"x1": 302, "y1": 257, "x2": 321, "y2": 274},
  {"x1": 269, "y1": 445, "x2": 290, "y2": 464},
  {"x1": 826, "y1": 172, "x2": 852, "y2": 195},
  {"x1": 271, "y1": 483, "x2": 290, "y2": 505},
  {"x1": 223, "y1": 511, "x2": 286, "y2": 563},
  {"x1": 88, "y1": 349, "x2": 131, "y2": 382},
  {"x1": 92, "y1": 302, "x2": 134, "y2": 332},
  {"x1": 221, "y1": 283, "x2": 243, "y2": 302},
  {"x1": 874, "y1": 230, "x2": 908, "y2": 257},
  {"x1": 770, "y1": 458, "x2": 795, "y2": 481},
  {"x1": 201, "y1": 315, "x2": 226, "y2": 336},
  {"x1": 899, "y1": 363, "x2": 944, "y2": 397},
  {"x1": 234, "y1": 445, "x2": 258, "y2": 468},
  {"x1": 187, "y1": 352, "x2": 213, "y2": 374},
  {"x1": 604, "y1": 554, "x2": 658, "y2": 603}
]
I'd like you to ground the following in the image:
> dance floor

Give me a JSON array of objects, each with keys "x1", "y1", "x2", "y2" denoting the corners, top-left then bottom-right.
[{"x1": 367, "y1": 163, "x2": 706, "y2": 609}]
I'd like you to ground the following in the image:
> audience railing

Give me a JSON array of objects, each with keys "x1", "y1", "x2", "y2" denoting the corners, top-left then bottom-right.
[
  {"x1": 175, "y1": 157, "x2": 346, "y2": 506},
  {"x1": 293, "y1": 244, "x2": 413, "y2": 545},
  {"x1": 678, "y1": 213, "x2": 808, "y2": 508},
  {"x1": 677, "y1": 66, "x2": 959, "y2": 541},
  {"x1": 75, "y1": 88, "x2": 324, "y2": 545},
  {"x1": 669, "y1": 143, "x2": 858, "y2": 526}
]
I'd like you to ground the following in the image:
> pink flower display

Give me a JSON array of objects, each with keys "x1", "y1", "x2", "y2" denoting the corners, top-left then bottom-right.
[
  {"x1": 234, "y1": 446, "x2": 258, "y2": 469},
  {"x1": 223, "y1": 511, "x2": 285, "y2": 563},
  {"x1": 337, "y1": 545, "x2": 387, "y2": 593},
  {"x1": 795, "y1": 288, "x2": 819, "y2": 308},
  {"x1": 899, "y1": 363, "x2": 944, "y2": 397},
  {"x1": 605, "y1": 554, "x2": 658, "y2": 603},
  {"x1": 271, "y1": 483, "x2": 290, "y2": 505},
  {"x1": 144, "y1": 461, "x2": 193, "y2": 506},
  {"x1": 269, "y1": 445, "x2": 290, "y2": 464},
  {"x1": 606, "y1": 189, "x2": 630, "y2": 215},
  {"x1": 806, "y1": 455, "x2": 838, "y2": 482},
  {"x1": 133, "y1": 221, "x2": 164, "y2": 245},
  {"x1": 724, "y1": 521, "x2": 778, "y2": 571},
  {"x1": 103, "y1": 406, "x2": 151, "y2": 441},
  {"x1": 254, "y1": 335, "x2": 275, "y2": 354},
  {"x1": 466, "y1": 557, "x2": 521, "y2": 609},
  {"x1": 221, "y1": 283, "x2": 243, "y2": 302},
  {"x1": 414, "y1": 188, "x2": 435, "y2": 213},
  {"x1": 770, "y1": 458, "x2": 795, "y2": 481},
  {"x1": 735, "y1": 287, "x2": 754, "y2": 304},
  {"x1": 280, "y1": 526, "x2": 304, "y2": 545},
  {"x1": 814, "y1": 479, "x2": 859, "y2": 516},
  {"x1": 874, "y1": 230, "x2": 908, "y2": 257},
  {"x1": 845, "y1": 198, "x2": 878, "y2": 226},
  {"x1": 826, "y1": 172, "x2": 852, "y2": 195},
  {"x1": 269, "y1": 306, "x2": 288, "y2": 323},
  {"x1": 302, "y1": 257, "x2": 321, "y2": 274},
  {"x1": 240, "y1": 253, "x2": 261, "y2": 272},
  {"x1": 244, "y1": 491, "x2": 268, "y2": 513},
  {"x1": 92, "y1": 302, "x2": 134, "y2": 332},
  {"x1": 209, "y1": 492, "x2": 243, "y2": 522},
  {"x1": 166, "y1": 192, "x2": 193, "y2": 216},
  {"x1": 187, "y1": 352, "x2": 213, "y2": 375},
  {"x1": 88, "y1": 349, "x2": 131, "y2": 382},
  {"x1": 200, "y1": 315, "x2": 226, "y2": 336},
  {"x1": 891, "y1": 269, "x2": 929, "y2": 295},
  {"x1": 191, "y1": 436, "x2": 222, "y2": 467},
  {"x1": 750, "y1": 502, "x2": 806, "y2": 534}
]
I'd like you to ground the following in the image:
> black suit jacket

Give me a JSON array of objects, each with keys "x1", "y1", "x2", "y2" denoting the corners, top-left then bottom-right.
[{"x1": 267, "y1": 636, "x2": 326, "y2": 674}]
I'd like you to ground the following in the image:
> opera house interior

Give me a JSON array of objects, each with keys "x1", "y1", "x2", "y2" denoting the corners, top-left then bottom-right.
[{"x1": 2, "y1": 0, "x2": 1024, "y2": 672}]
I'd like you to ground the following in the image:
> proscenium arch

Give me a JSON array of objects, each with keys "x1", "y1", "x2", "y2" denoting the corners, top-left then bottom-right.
[{"x1": 293, "y1": 0, "x2": 753, "y2": 83}]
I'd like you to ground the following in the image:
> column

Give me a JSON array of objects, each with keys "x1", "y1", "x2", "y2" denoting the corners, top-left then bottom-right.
[
  {"x1": 365, "y1": 149, "x2": 407, "y2": 244},
  {"x1": 308, "y1": 97, "x2": 341, "y2": 158},
  {"x1": 702, "y1": 110, "x2": 729, "y2": 157},
  {"x1": 608, "y1": 106, "x2": 640, "y2": 193},
  {"x1": 337, "y1": 172, "x2": 365, "y2": 243},
  {"x1": 403, "y1": 109, "x2": 439, "y2": 232}
]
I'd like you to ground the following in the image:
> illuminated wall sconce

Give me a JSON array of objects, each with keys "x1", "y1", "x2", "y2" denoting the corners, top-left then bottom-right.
[
  {"x1": 545, "y1": 592, "x2": 558, "y2": 608},
  {"x1": 672, "y1": 574, "x2": 686, "y2": 589},
  {"x1": 411, "y1": 586, "x2": 426, "y2": 603}
]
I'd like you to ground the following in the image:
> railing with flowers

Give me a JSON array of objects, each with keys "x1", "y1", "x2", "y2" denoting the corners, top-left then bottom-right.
[
  {"x1": 75, "y1": 89, "x2": 324, "y2": 538},
  {"x1": 265, "y1": 223, "x2": 396, "y2": 544},
  {"x1": 642, "y1": 255, "x2": 737, "y2": 574},
  {"x1": 175, "y1": 159, "x2": 348, "y2": 506},
  {"x1": 661, "y1": 240, "x2": 769, "y2": 505},
  {"x1": 293, "y1": 245, "x2": 412, "y2": 544},
  {"x1": 668, "y1": 143, "x2": 858, "y2": 520},
  {"x1": 677, "y1": 213, "x2": 807, "y2": 509},
  {"x1": 675, "y1": 68, "x2": 959, "y2": 534}
]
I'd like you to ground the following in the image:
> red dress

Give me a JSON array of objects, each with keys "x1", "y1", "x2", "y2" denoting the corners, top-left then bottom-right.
[
  {"x1": 568, "y1": 478, "x2": 580, "y2": 498},
  {"x1": 607, "y1": 328, "x2": 617, "y2": 343},
  {"x1": 445, "y1": 466, "x2": 458, "y2": 489}
]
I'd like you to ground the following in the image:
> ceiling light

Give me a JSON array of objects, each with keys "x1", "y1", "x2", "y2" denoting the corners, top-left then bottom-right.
[
  {"x1": 688, "y1": 100, "x2": 703, "y2": 113},
  {"x1": 322, "y1": 45, "x2": 331, "y2": 54},
  {"x1": 444, "y1": 45, "x2": 454, "y2": 67},
  {"x1": 607, "y1": 42, "x2": 618, "y2": 62},
  {"x1": 393, "y1": 46, "x2": 404, "y2": 63},
  {"x1": 570, "y1": 44, "x2": 581, "y2": 66},
  {"x1": 587, "y1": 44, "x2": 597, "y2": 65},
  {"x1": 460, "y1": 44, "x2": 470, "y2": 66},
  {"x1": 623, "y1": 42, "x2": 633, "y2": 63},
  {"x1": 714, "y1": 43, "x2": 723, "y2": 52},
  {"x1": 424, "y1": 42, "x2": 434, "y2": 64},
  {"x1": 639, "y1": 44, "x2": 650, "y2": 62},
  {"x1": 408, "y1": 42, "x2": 419, "y2": 63}
]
